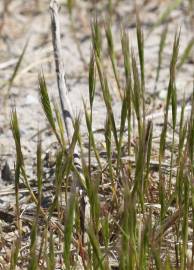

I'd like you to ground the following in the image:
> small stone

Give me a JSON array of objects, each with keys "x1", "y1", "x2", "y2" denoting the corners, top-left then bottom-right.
[
  {"x1": 1, "y1": 161, "x2": 14, "y2": 183},
  {"x1": 25, "y1": 94, "x2": 38, "y2": 105},
  {"x1": 159, "y1": 90, "x2": 167, "y2": 100}
]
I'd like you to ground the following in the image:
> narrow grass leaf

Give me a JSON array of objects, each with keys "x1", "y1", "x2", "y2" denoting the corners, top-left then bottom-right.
[
  {"x1": 89, "y1": 51, "x2": 96, "y2": 108},
  {"x1": 8, "y1": 39, "x2": 29, "y2": 92},
  {"x1": 9, "y1": 238, "x2": 20, "y2": 270},
  {"x1": 47, "y1": 232, "x2": 56, "y2": 270},
  {"x1": 155, "y1": 25, "x2": 168, "y2": 92},
  {"x1": 64, "y1": 195, "x2": 76, "y2": 269},
  {"x1": 83, "y1": 101, "x2": 102, "y2": 170},
  {"x1": 156, "y1": 0, "x2": 182, "y2": 27},
  {"x1": 105, "y1": 22, "x2": 122, "y2": 99},
  {"x1": 91, "y1": 19, "x2": 102, "y2": 58},
  {"x1": 88, "y1": 226, "x2": 104, "y2": 270},
  {"x1": 177, "y1": 38, "x2": 194, "y2": 69},
  {"x1": 28, "y1": 222, "x2": 38, "y2": 270},
  {"x1": 39, "y1": 74, "x2": 61, "y2": 144}
]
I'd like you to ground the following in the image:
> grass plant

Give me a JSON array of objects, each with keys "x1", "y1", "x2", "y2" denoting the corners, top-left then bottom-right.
[{"x1": 5, "y1": 2, "x2": 194, "y2": 269}]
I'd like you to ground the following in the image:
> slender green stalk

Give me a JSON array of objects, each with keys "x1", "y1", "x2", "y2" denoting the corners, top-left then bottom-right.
[
  {"x1": 154, "y1": 25, "x2": 168, "y2": 94},
  {"x1": 121, "y1": 28, "x2": 132, "y2": 155},
  {"x1": 159, "y1": 31, "x2": 180, "y2": 221},
  {"x1": 9, "y1": 239, "x2": 20, "y2": 270},
  {"x1": 105, "y1": 22, "x2": 122, "y2": 99},
  {"x1": 63, "y1": 195, "x2": 76, "y2": 269},
  {"x1": 136, "y1": 14, "x2": 145, "y2": 125}
]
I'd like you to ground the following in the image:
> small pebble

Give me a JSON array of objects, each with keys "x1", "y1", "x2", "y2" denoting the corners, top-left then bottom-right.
[
  {"x1": 1, "y1": 161, "x2": 14, "y2": 183},
  {"x1": 25, "y1": 95, "x2": 38, "y2": 105},
  {"x1": 159, "y1": 90, "x2": 167, "y2": 100}
]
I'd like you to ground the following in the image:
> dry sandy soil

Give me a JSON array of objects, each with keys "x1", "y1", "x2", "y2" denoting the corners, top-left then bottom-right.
[
  {"x1": 0, "y1": 0, "x2": 193, "y2": 266},
  {"x1": 0, "y1": 0, "x2": 193, "y2": 165}
]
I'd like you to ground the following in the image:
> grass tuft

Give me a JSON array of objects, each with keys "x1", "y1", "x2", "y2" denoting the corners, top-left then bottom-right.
[{"x1": 6, "y1": 5, "x2": 194, "y2": 269}]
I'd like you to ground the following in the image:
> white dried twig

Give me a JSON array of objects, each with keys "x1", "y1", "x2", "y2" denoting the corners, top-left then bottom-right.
[
  {"x1": 50, "y1": 0, "x2": 89, "y2": 235},
  {"x1": 50, "y1": 0, "x2": 83, "y2": 185},
  {"x1": 50, "y1": 0, "x2": 74, "y2": 141}
]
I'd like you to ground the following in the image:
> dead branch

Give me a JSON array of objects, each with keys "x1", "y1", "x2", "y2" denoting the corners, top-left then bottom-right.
[
  {"x1": 50, "y1": 0, "x2": 83, "y2": 188},
  {"x1": 50, "y1": 0, "x2": 89, "y2": 237}
]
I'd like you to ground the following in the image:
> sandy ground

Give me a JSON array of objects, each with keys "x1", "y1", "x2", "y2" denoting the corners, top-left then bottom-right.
[
  {"x1": 0, "y1": 0, "x2": 193, "y2": 177},
  {"x1": 0, "y1": 1, "x2": 193, "y2": 268}
]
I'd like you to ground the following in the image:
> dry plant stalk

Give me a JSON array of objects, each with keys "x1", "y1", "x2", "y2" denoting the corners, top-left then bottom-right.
[
  {"x1": 50, "y1": 0, "x2": 89, "y2": 236},
  {"x1": 50, "y1": 0, "x2": 74, "y2": 142},
  {"x1": 50, "y1": 0, "x2": 82, "y2": 186}
]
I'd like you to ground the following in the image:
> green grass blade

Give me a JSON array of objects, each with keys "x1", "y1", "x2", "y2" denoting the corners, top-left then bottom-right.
[
  {"x1": 39, "y1": 73, "x2": 61, "y2": 144},
  {"x1": 9, "y1": 238, "x2": 21, "y2": 270},
  {"x1": 177, "y1": 38, "x2": 194, "y2": 69},
  {"x1": 105, "y1": 22, "x2": 122, "y2": 99},
  {"x1": 154, "y1": 25, "x2": 168, "y2": 93},
  {"x1": 28, "y1": 222, "x2": 38, "y2": 270},
  {"x1": 89, "y1": 51, "x2": 96, "y2": 108},
  {"x1": 91, "y1": 19, "x2": 102, "y2": 58},
  {"x1": 83, "y1": 101, "x2": 102, "y2": 170},
  {"x1": 88, "y1": 226, "x2": 104, "y2": 270},
  {"x1": 47, "y1": 232, "x2": 56, "y2": 270},
  {"x1": 64, "y1": 195, "x2": 76, "y2": 269},
  {"x1": 8, "y1": 39, "x2": 29, "y2": 92},
  {"x1": 156, "y1": 0, "x2": 182, "y2": 27}
]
